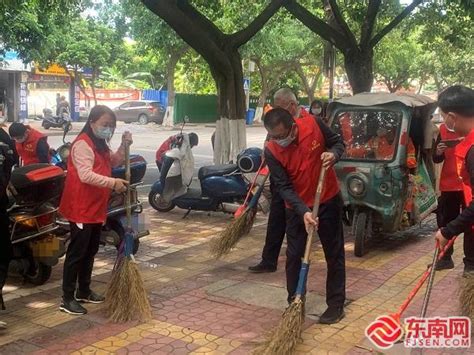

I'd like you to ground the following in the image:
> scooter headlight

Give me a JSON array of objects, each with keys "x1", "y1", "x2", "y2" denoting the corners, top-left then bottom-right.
[{"x1": 348, "y1": 177, "x2": 365, "y2": 197}]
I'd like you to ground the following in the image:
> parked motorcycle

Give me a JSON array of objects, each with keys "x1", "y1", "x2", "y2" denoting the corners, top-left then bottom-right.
[
  {"x1": 148, "y1": 132, "x2": 266, "y2": 215},
  {"x1": 40, "y1": 107, "x2": 72, "y2": 131},
  {"x1": 8, "y1": 164, "x2": 67, "y2": 285}
]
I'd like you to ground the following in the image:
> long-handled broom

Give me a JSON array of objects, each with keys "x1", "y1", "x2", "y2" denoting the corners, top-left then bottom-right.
[
  {"x1": 256, "y1": 168, "x2": 327, "y2": 355},
  {"x1": 105, "y1": 142, "x2": 152, "y2": 322},
  {"x1": 209, "y1": 161, "x2": 269, "y2": 258}
]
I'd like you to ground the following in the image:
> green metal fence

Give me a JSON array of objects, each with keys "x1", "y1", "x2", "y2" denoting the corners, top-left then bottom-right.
[{"x1": 173, "y1": 93, "x2": 218, "y2": 124}]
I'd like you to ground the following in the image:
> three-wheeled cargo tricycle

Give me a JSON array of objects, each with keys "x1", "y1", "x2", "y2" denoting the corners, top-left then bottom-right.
[{"x1": 328, "y1": 93, "x2": 438, "y2": 257}]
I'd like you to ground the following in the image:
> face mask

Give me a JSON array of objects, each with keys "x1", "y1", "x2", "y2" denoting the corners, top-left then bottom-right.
[
  {"x1": 276, "y1": 127, "x2": 295, "y2": 147},
  {"x1": 312, "y1": 108, "x2": 322, "y2": 115},
  {"x1": 93, "y1": 126, "x2": 114, "y2": 140}
]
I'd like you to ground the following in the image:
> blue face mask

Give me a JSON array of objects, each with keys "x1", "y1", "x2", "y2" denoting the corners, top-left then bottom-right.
[{"x1": 93, "y1": 126, "x2": 114, "y2": 140}]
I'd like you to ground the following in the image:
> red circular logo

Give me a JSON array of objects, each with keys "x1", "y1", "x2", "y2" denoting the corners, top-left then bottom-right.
[{"x1": 365, "y1": 315, "x2": 403, "y2": 349}]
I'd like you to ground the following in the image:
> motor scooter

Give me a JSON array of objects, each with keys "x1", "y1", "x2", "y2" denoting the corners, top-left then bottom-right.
[
  {"x1": 41, "y1": 107, "x2": 72, "y2": 131},
  {"x1": 50, "y1": 122, "x2": 72, "y2": 170},
  {"x1": 148, "y1": 132, "x2": 267, "y2": 216},
  {"x1": 8, "y1": 164, "x2": 67, "y2": 285}
]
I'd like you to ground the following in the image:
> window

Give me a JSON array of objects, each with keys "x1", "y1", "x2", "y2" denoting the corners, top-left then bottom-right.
[{"x1": 331, "y1": 110, "x2": 402, "y2": 162}]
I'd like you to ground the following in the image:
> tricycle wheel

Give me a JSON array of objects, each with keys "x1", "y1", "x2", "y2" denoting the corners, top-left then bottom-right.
[
  {"x1": 354, "y1": 212, "x2": 369, "y2": 257},
  {"x1": 25, "y1": 262, "x2": 52, "y2": 285},
  {"x1": 148, "y1": 190, "x2": 175, "y2": 212}
]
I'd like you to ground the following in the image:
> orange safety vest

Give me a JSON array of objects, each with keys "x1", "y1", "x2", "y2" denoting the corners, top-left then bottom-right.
[
  {"x1": 455, "y1": 129, "x2": 474, "y2": 206},
  {"x1": 266, "y1": 115, "x2": 340, "y2": 208},
  {"x1": 59, "y1": 133, "x2": 112, "y2": 224},
  {"x1": 439, "y1": 124, "x2": 463, "y2": 192},
  {"x1": 15, "y1": 127, "x2": 49, "y2": 165}
]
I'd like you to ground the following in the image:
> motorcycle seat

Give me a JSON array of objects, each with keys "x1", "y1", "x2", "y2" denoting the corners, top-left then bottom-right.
[{"x1": 198, "y1": 164, "x2": 239, "y2": 180}]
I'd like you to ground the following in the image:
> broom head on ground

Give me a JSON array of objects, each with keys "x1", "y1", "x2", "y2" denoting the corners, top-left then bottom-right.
[{"x1": 209, "y1": 165, "x2": 269, "y2": 258}]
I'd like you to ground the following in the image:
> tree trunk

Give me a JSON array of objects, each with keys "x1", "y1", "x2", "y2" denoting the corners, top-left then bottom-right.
[
  {"x1": 91, "y1": 71, "x2": 98, "y2": 106},
  {"x1": 254, "y1": 89, "x2": 268, "y2": 124},
  {"x1": 212, "y1": 49, "x2": 247, "y2": 164},
  {"x1": 343, "y1": 48, "x2": 374, "y2": 94},
  {"x1": 163, "y1": 51, "x2": 184, "y2": 127}
]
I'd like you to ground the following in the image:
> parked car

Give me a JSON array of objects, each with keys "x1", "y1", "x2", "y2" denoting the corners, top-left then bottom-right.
[{"x1": 114, "y1": 100, "x2": 165, "y2": 124}]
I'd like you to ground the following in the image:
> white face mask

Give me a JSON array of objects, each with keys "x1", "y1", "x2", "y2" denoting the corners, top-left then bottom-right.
[
  {"x1": 312, "y1": 107, "x2": 322, "y2": 115},
  {"x1": 446, "y1": 122, "x2": 456, "y2": 132}
]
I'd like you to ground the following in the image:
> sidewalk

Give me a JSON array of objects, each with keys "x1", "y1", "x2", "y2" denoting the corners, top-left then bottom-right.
[{"x1": 0, "y1": 201, "x2": 470, "y2": 354}]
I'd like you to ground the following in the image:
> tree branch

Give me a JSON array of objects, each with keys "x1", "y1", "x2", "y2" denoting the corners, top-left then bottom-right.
[
  {"x1": 360, "y1": 0, "x2": 381, "y2": 47},
  {"x1": 327, "y1": 0, "x2": 357, "y2": 47},
  {"x1": 284, "y1": 0, "x2": 349, "y2": 51},
  {"x1": 176, "y1": 0, "x2": 224, "y2": 43},
  {"x1": 370, "y1": 0, "x2": 423, "y2": 47},
  {"x1": 141, "y1": 0, "x2": 231, "y2": 73},
  {"x1": 231, "y1": 0, "x2": 285, "y2": 48}
]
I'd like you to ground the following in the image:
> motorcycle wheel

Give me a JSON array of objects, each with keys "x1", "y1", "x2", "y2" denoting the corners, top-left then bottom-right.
[
  {"x1": 148, "y1": 191, "x2": 175, "y2": 212},
  {"x1": 25, "y1": 262, "x2": 52, "y2": 285},
  {"x1": 43, "y1": 124, "x2": 50, "y2": 130},
  {"x1": 108, "y1": 219, "x2": 140, "y2": 254}
]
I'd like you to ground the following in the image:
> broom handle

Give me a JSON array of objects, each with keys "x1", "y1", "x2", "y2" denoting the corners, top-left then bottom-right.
[
  {"x1": 397, "y1": 237, "x2": 456, "y2": 316},
  {"x1": 420, "y1": 244, "x2": 439, "y2": 318},
  {"x1": 125, "y1": 141, "x2": 132, "y2": 229},
  {"x1": 302, "y1": 168, "x2": 327, "y2": 264},
  {"x1": 294, "y1": 168, "x2": 327, "y2": 299},
  {"x1": 242, "y1": 158, "x2": 266, "y2": 207}
]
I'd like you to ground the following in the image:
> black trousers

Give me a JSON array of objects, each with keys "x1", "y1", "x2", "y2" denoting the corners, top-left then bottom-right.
[
  {"x1": 261, "y1": 181, "x2": 286, "y2": 267},
  {"x1": 0, "y1": 208, "x2": 12, "y2": 310},
  {"x1": 285, "y1": 195, "x2": 346, "y2": 307},
  {"x1": 62, "y1": 222, "x2": 101, "y2": 301},
  {"x1": 436, "y1": 191, "x2": 474, "y2": 268}
]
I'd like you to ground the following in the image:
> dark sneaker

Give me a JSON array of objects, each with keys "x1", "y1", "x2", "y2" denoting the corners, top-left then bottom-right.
[
  {"x1": 59, "y1": 298, "x2": 87, "y2": 315},
  {"x1": 463, "y1": 267, "x2": 474, "y2": 278},
  {"x1": 248, "y1": 262, "x2": 277, "y2": 273},
  {"x1": 75, "y1": 290, "x2": 105, "y2": 304},
  {"x1": 319, "y1": 306, "x2": 345, "y2": 324},
  {"x1": 434, "y1": 258, "x2": 455, "y2": 271}
]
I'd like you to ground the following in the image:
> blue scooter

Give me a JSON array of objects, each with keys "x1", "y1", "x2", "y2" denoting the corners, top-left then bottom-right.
[{"x1": 148, "y1": 133, "x2": 264, "y2": 215}]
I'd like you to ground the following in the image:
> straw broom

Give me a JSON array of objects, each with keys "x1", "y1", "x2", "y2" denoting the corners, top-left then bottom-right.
[
  {"x1": 105, "y1": 142, "x2": 152, "y2": 322},
  {"x1": 209, "y1": 163, "x2": 269, "y2": 258},
  {"x1": 255, "y1": 168, "x2": 327, "y2": 355},
  {"x1": 460, "y1": 269, "x2": 474, "y2": 323}
]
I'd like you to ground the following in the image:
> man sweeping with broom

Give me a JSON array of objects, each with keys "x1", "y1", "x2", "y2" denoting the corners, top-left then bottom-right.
[
  {"x1": 263, "y1": 107, "x2": 346, "y2": 324},
  {"x1": 433, "y1": 85, "x2": 474, "y2": 320}
]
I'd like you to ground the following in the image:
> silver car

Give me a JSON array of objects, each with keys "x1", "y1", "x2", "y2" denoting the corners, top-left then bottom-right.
[{"x1": 114, "y1": 100, "x2": 165, "y2": 124}]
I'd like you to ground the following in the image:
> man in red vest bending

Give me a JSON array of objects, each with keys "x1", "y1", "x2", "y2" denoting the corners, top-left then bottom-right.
[
  {"x1": 9, "y1": 122, "x2": 50, "y2": 165},
  {"x1": 263, "y1": 107, "x2": 346, "y2": 324},
  {"x1": 432, "y1": 108, "x2": 464, "y2": 270},
  {"x1": 434, "y1": 85, "x2": 474, "y2": 275}
]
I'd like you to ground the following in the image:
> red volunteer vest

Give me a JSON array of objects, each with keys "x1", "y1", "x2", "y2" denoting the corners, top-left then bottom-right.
[
  {"x1": 267, "y1": 115, "x2": 340, "y2": 209},
  {"x1": 439, "y1": 124, "x2": 463, "y2": 192},
  {"x1": 16, "y1": 127, "x2": 49, "y2": 165},
  {"x1": 59, "y1": 133, "x2": 112, "y2": 224},
  {"x1": 455, "y1": 129, "x2": 474, "y2": 206}
]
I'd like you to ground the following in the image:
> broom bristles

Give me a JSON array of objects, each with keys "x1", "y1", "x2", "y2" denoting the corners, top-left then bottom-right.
[
  {"x1": 209, "y1": 208, "x2": 256, "y2": 258},
  {"x1": 459, "y1": 272, "x2": 474, "y2": 323},
  {"x1": 254, "y1": 300, "x2": 304, "y2": 355},
  {"x1": 105, "y1": 257, "x2": 152, "y2": 322}
]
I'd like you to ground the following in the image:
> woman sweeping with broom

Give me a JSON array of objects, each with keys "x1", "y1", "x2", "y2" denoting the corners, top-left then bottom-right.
[
  {"x1": 59, "y1": 105, "x2": 132, "y2": 315},
  {"x1": 433, "y1": 85, "x2": 474, "y2": 320},
  {"x1": 262, "y1": 108, "x2": 346, "y2": 322}
]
